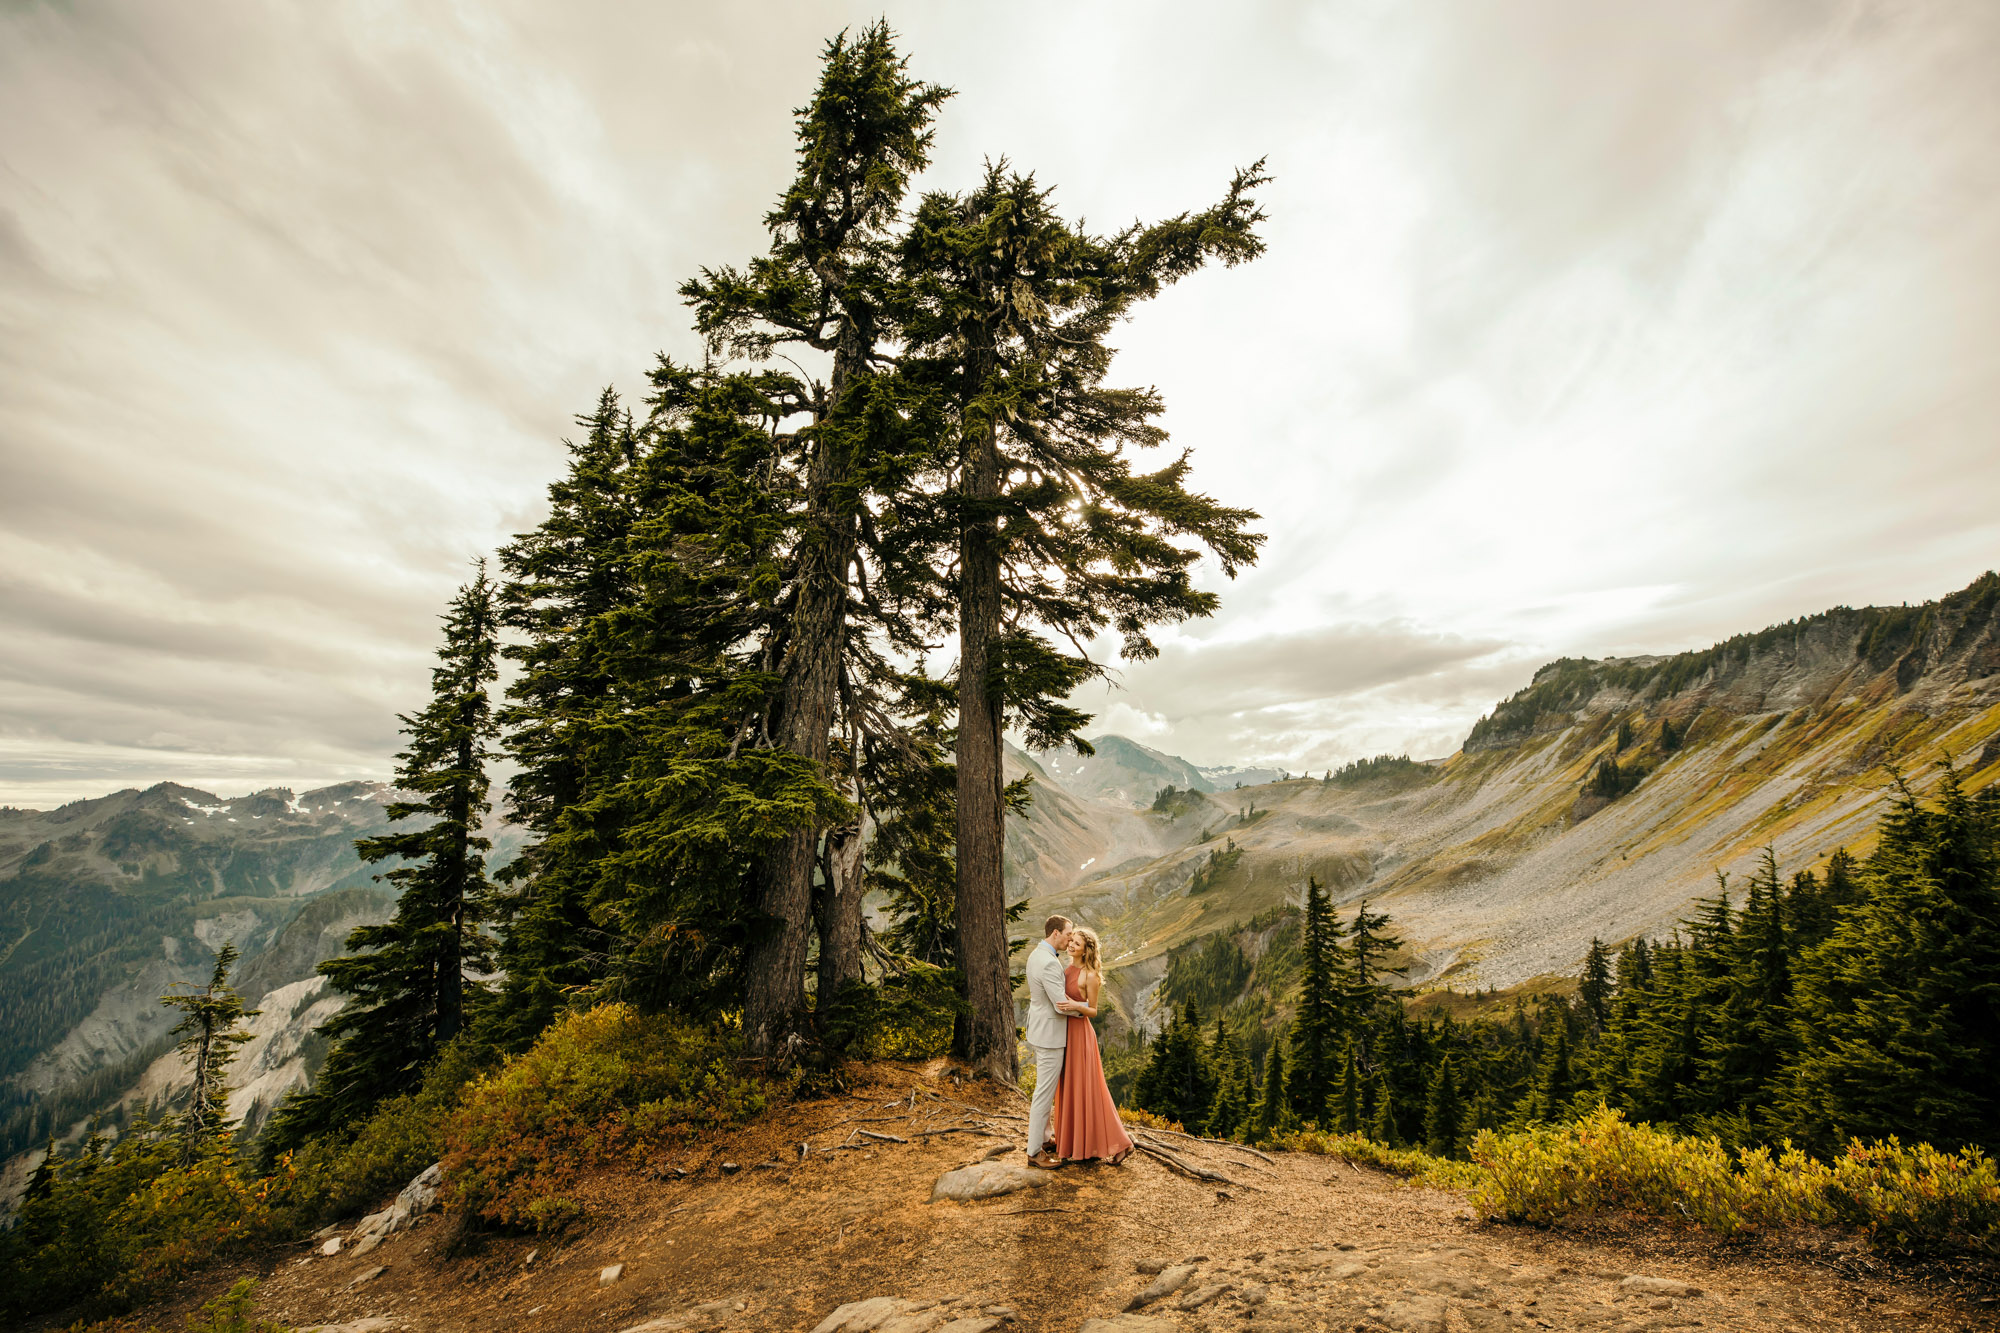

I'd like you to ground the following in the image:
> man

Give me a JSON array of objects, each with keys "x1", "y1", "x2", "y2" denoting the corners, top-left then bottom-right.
[{"x1": 1024, "y1": 914, "x2": 1085, "y2": 1169}]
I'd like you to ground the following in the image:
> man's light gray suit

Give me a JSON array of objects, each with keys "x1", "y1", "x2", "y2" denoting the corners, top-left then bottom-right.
[{"x1": 1023, "y1": 937, "x2": 1070, "y2": 1157}]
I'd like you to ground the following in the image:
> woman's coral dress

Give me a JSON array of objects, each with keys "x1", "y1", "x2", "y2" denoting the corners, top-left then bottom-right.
[{"x1": 1050, "y1": 964, "x2": 1135, "y2": 1162}]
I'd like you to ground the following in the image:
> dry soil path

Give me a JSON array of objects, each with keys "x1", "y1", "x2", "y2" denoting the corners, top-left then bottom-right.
[{"x1": 244, "y1": 1064, "x2": 1996, "y2": 1333}]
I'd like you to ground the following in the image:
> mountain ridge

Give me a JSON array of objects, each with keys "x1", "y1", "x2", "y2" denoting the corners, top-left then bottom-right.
[{"x1": 1023, "y1": 571, "x2": 2000, "y2": 1034}]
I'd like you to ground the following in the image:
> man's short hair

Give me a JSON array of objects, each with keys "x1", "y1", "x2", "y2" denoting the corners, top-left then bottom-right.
[{"x1": 1043, "y1": 914, "x2": 1071, "y2": 938}]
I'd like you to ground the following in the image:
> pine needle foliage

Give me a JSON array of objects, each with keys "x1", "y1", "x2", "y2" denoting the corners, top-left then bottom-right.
[{"x1": 266, "y1": 566, "x2": 499, "y2": 1150}]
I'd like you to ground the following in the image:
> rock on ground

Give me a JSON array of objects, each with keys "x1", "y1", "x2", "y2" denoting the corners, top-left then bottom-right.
[
  {"x1": 929, "y1": 1160, "x2": 1049, "y2": 1202},
  {"x1": 350, "y1": 1162, "x2": 443, "y2": 1245},
  {"x1": 1125, "y1": 1263, "x2": 1195, "y2": 1309},
  {"x1": 812, "y1": 1296, "x2": 915, "y2": 1333},
  {"x1": 1079, "y1": 1317, "x2": 1178, "y2": 1333}
]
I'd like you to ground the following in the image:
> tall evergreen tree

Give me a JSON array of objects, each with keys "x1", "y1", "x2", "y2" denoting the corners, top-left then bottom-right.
[
  {"x1": 1519, "y1": 1007, "x2": 1574, "y2": 1124},
  {"x1": 1783, "y1": 770, "x2": 2000, "y2": 1152},
  {"x1": 1336, "y1": 1043, "x2": 1361, "y2": 1133},
  {"x1": 1205, "y1": 1017, "x2": 1252, "y2": 1139},
  {"x1": 1423, "y1": 1056, "x2": 1463, "y2": 1158},
  {"x1": 1704, "y1": 847, "x2": 1792, "y2": 1127},
  {"x1": 1288, "y1": 877, "x2": 1346, "y2": 1124},
  {"x1": 1250, "y1": 1026, "x2": 1293, "y2": 1142},
  {"x1": 1578, "y1": 937, "x2": 1613, "y2": 1034},
  {"x1": 488, "y1": 392, "x2": 648, "y2": 1045},
  {"x1": 1368, "y1": 1070, "x2": 1400, "y2": 1146},
  {"x1": 268, "y1": 567, "x2": 500, "y2": 1146},
  {"x1": 896, "y1": 160, "x2": 1268, "y2": 1076},
  {"x1": 1346, "y1": 900, "x2": 1405, "y2": 1063},
  {"x1": 1133, "y1": 1001, "x2": 1216, "y2": 1130},
  {"x1": 160, "y1": 942, "x2": 256, "y2": 1164},
  {"x1": 682, "y1": 24, "x2": 951, "y2": 1056}
]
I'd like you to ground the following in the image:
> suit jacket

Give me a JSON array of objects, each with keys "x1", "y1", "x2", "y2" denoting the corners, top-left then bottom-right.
[{"x1": 1023, "y1": 939, "x2": 1071, "y2": 1049}]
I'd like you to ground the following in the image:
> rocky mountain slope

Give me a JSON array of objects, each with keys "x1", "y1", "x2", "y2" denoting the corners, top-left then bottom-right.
[
  {"x1": 1034, "y1": 735, "x2": 1290, "y2": 807},
  {"x1": 0, "y1": 782, "x2": 527, "y2": 1197},
  {"x1": 1029, "y1": 572, "x2": 2000, "y2": 1030}
]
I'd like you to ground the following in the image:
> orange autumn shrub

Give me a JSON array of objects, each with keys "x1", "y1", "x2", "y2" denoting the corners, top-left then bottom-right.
[{"x1": 443, "y1": 1003, "x2": 763, "y2": 1230}]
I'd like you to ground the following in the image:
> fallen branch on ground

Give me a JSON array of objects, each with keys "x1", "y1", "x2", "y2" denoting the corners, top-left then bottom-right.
[
  {"x1": 1133, "y1": 1124, "x2": 1277, "y2": 1164},
  {"x1": 1134, "y1": 1140, "x2": 1239, "y2": 1187},
  {"x1": 858, "y1": 1129, "x2": 908, "y2": 1144},
  {"x1": 985, "y1": 1207, "x2": 1076, "y2": 1216}
]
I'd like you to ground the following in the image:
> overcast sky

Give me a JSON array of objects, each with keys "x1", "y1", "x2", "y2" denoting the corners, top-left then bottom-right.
[{"x1": 4, "y1": 1, "x2": 1998, "y2": 807}]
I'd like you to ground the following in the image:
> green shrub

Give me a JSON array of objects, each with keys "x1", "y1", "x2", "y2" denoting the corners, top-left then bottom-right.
[
  {"x1": 273, "y1": 1090, "x2": 445, "y2": 1226},
  {"x1": 0, "y1": 1126, "x2": 287, "y2": 1322},
  {"x1": 818, "y1": 968, "x2": 962, "y2": 1062},
  {"x1": 1279, "y1": 1127, "x2": 1485, "y2": 1189},
  {"x1": 1465, "y1": 1105, "x2": 2000, "y2": 1252},
  {"x1": 443, "y1": 1003, "x2": 764, "y2": 1230}
]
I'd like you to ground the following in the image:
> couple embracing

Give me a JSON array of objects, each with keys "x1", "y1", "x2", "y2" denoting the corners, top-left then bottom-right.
[{"x1": 1023, "y1": 915, "x2": 1135, "y2": 1170}]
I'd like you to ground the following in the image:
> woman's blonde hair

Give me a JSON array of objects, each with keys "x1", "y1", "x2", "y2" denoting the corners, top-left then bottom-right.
[{"x1": 1071, "y1": 926, "x2": 1103, "y2": 976}]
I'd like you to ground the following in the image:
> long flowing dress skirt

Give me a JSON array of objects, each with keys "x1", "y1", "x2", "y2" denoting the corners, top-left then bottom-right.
[{"x1": 1050, "y1": 964, "x2": 1135, "y2": 1161}]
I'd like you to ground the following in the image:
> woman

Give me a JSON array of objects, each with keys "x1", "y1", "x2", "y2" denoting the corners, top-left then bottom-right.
[{"x1": 1049, "y1": 926, "x2": 1134, "y2": 1166}]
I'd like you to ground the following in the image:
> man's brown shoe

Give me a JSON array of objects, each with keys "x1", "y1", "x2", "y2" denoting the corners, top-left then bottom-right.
[{"x1": 1028, "y1": 1150, "x2": 1063, "y2": 1170}]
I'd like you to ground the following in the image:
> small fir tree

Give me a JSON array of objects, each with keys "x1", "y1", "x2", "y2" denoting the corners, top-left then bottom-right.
[
  {"x1": 1336, "y1": 1044, "x2": 1361, "y2": 1134},
  {"x1": 267, "y1": 567, "x2": 500, "y2": 1149},
  {"x1": 1204, "y1": 1017, "x2": 1252, "y2": 1139},
  {"x1": 1423, "y1": 1057, "x2": 1463, "y2": 1158},
  {"x1": 1287, "y1": 877, "x2": 1347, "y2": 1124},
  {"x1": 161, "y1": 942, "x2": 257, "y2": 1164},
  {"x1": 1368, "y1": 1070, "x2": 1400, "y2": 1146},
  {"x1": 1578, "y1": 938, "x2": 1613, "y2": 1034}
]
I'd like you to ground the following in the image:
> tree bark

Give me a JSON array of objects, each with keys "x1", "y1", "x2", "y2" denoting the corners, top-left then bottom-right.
[
  {"x1": 437, "y1": 729, "x2": 470, "y2": 1046},
  {"x1": 954, "y1": 332, "x2": 1017, "y2": 1080},
  {"x1": 815, "y1": 818, "x2": 868, "y2": 1006},
  {"x1": 744, "y1": 548, "x2": 847, "y2": 1057},
  {"x1": 744, "y1": 324, "x2": 864, "y2": 1059}
]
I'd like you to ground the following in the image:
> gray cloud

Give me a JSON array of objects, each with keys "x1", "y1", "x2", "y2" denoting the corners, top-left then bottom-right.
[{"x1": 4, "y1": 1, "x2": 2000, "y2": 804}]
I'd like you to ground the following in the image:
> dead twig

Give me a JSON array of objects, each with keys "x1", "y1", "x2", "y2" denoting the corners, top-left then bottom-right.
[
  {"x1": 858, "y1": 1129, "x2": 908, "y2": 1145},
  {"x1": 984, "y1": 1206, "x2": 1076, "y2": 1216},
  {"x1": 1132, "y1": 1124, "x2": 1278, "y2": 1164},
  {"x1": 1134, "y1": 1141, "x2": 1239, "y2": 1187}
]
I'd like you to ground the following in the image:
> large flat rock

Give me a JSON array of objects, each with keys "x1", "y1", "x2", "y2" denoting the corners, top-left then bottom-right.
[{"x1": 930, "y1": 1159, "x2": 1050, "y2": 1202}]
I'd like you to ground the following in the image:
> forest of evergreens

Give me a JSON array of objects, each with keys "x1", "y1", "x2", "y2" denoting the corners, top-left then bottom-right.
[{"x1": 1126, "y1": 769, "x2": 2000, "y2": 1167}]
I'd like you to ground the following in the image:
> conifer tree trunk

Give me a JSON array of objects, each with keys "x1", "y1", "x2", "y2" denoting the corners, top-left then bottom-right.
[
  {"x1": 815, "y1": 819, "x2": 867, "y2": 1004},
  {"x1": 746, "y1": 330, "x2": 864, "y2": 1059},
  {"x1": 954, "y1": 334, "x2": 1015, "y2": 1079},
  {"x1": 436, "y1": 727, "x2": 472, "y2": 1044},
  {"x1": 747, "y1": 512, "x2": 852, "y2": 1057}
]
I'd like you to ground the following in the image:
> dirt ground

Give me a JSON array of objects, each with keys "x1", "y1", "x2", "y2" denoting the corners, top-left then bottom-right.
[{"x1": 211, "y1": 1062, "x2": 1998, "y2": 1333}]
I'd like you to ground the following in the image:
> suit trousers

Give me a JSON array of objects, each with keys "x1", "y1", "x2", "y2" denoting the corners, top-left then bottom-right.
[{"x1": 1026, "y1": 1042, "x2": 1066, "y2": 1156}]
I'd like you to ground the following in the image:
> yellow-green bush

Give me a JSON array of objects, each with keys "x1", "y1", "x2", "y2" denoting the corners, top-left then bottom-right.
[
  {"x1": 1119, "y1": 1106, "x2": 1185, "y2": 1134},
  {"x1": 273, "y1": 1090, "x2": 445, "y2": 1227},
  {"x1": 1279, "y1": 1128, "x2": 1485, "y2": 1190},
  {"x1": 1813, "y1": 1136, "x2": 2000, "y2": 1253},
  {"x1": 1, "y1": 1129, "x2": 289, "y2": 1322},
  {"x1": 1466, "y1": 1105, "x2": 2000, "y2": 1252},
  {"x1": 443, "y1": 1003, "x2": 764, "y2": 1230}
]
